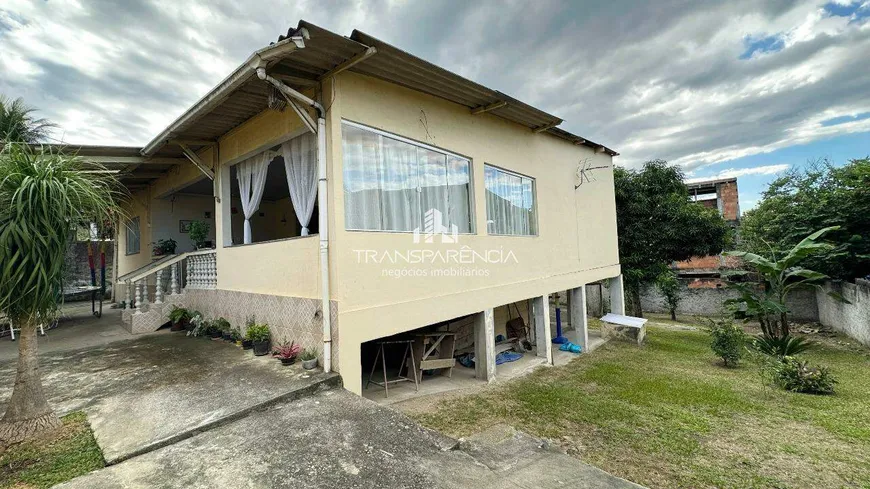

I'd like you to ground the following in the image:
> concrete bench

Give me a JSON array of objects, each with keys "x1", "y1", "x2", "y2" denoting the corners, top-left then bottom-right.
[{"x1": 599, "y1": 313, "x2": 648, "y2": 346}]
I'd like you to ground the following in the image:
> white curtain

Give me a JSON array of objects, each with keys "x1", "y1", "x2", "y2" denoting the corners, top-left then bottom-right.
[
  {"x1": 341, "y1": 122, "x2": 473, "y2": 233},
  {"x1": 484, "y1": 165, "x2": 535, "y2": 236},
  {"x1": 237, "y1": 151, "x2": 273, "y2": 244},
  {"x1": 281, "y1": 133, "x2": 318, "y2": 236}
]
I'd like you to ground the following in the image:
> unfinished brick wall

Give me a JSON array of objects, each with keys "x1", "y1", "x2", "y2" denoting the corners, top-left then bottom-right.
[{"x1": 719, "y1": 181, "x2": 740, "y2": 222}]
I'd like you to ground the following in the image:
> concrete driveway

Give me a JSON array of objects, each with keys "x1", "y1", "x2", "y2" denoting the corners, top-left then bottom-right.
[
  {"x1": 57, "y1": 389, "x2": 643, "y2": 489},
  {"x1": 0, "y1": 329, "x2": 338, "y2": 464}
]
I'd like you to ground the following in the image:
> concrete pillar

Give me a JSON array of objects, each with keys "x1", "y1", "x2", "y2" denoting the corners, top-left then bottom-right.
[
  {"x1": 474, "y1": 309, "x2": 496, "y2": 382},
  {"x1": 569, "y1": 286, "x2": 589, "y2": 351},
  {"x1": 532, "y1": 295, "x2": 553, "y2": 365},
  {"x1": 609, "y1": 274, "x2": 626, "y2": 315}
]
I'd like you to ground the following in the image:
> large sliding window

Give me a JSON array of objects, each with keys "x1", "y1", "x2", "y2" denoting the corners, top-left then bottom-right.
[
  {"x1": 342, "y1": 121, "x2": 473, "y2": 233},
  {"x1": 484, "y1": 165, "x2": 537, "y2": 236}
]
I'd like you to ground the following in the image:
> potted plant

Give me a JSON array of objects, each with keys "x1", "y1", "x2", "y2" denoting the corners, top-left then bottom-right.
[
  {"x1": 299, "y1": 348, "x2": 318, "y2": 370},
  {"x1": 188, "y1": 220, "x2": 210, "y2": 250},
  {"x1": 214, "y1": 318, "x2": 232, "y2": 340},
  {"x1": 152, "y1": 238, "x2": 178, "y2": 257},
  {"x1": 206, "y1": 320, "x2": 223, "y2": 339},
  {"x1": 187, "y1": 312, "x2": 206, "y2": 337},
  {"x1": 228, "y1": 327, "x2": 242, "y2": 345},
  {"x1": 241, "y1": 316, "x2": 256, "y2": 349},
  {"x1": 246, "y1": 324, "x2": 271, "y2": 356},
  {"x1": 273, "y1": 341, "x2": 302, "y2": 365},
  {"x1": 167, "y1": 305, "x2": 191, "y2": 332}
]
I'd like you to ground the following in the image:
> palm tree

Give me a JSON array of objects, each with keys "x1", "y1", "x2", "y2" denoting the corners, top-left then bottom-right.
[
  {"x1": 0, "y1": 144, "x2": 123, "y2": 445},
  {"x1": 0, "y1": 96, "x2": 56, "y2": 144}
]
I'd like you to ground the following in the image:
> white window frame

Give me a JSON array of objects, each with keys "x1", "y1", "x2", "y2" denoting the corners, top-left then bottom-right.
[
  {"x1": 341, "y1": 119, "x2": 476, "y2": 234},
  {"x1": 483, "y1": 163, "x2": 539, "y2": 237}
]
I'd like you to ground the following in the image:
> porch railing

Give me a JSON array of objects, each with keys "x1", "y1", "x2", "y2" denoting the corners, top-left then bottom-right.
[{"x1": 123, "y1": 249, "x2": 217, "y2": 310}]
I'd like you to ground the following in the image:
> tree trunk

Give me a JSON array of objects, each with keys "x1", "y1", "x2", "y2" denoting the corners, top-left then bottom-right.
[
  {"x1": 670, "y1": 309, "x2": 677, "y2": 321},
  {"x1": 780, "y1": 312, "x2": 790, "y2": 338},
  {"x1": 0, "y1": 319, "x2": 61, "y2": 446},
  {"x1": 630, "y1": 286, "x2": 644, "y2": 318}
]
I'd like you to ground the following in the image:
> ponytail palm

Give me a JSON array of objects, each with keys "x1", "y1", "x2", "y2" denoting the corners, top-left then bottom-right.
[{"x1": 0, "y1": 143, "x2": 123, "y2": 445}]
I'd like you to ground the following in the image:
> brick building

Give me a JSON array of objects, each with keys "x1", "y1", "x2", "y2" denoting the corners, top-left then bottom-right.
[{"x1": 676, "y1": 177, "x2": 740, "y2": 288}]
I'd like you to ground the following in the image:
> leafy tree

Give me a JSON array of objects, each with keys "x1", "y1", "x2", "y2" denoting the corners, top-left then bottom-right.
[
  {"x1": 0, "y1": 144, "x2": 123, "y2": 445},
  {"x1": 724, "y1": 227, "x2": 845, "y2": 339},
  {"x1": 0, "y1": 96, "x2": 55, "y2": 144},
  {"x1": 615, "y1": 160, "x2": 731, "y2": 316},
  {"x1": 656, "y1": 270, "x2": 681, "y2": 320},
  {"x1": 740, "y1": 158, "x2": 870, "y2": 280}
]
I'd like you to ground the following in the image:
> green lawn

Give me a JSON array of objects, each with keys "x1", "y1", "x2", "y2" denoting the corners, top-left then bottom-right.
[
  {"x1": 413, "y1": 320, "x2": 870, "y2": 489},
  {"x1": 0, "y1": 412, "x2": 104, "y2": 489}
]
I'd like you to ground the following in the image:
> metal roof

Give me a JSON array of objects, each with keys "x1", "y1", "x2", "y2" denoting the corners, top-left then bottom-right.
[
  {"x1": 34, "y1": 144, "x2": 185, "y2": 190},
  {"x1": 142, "y1": 20, "x2": 617, "y2": 158}
]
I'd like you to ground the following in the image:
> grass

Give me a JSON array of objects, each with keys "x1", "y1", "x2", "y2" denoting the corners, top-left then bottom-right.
[
  {"x1": 412, "y1": 319, "x2": 870, "y2": 489},
  {"x1": 0, "y1": 412, "x2": 104, "y2": 489}
]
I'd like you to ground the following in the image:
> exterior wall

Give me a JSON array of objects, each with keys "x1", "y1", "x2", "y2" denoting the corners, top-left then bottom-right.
[
  {"x1": 817, "y1": 279, "x2": 870, "y2": 346},
  {"x1": 719, "y1": 181, "x2": 739, "y2": 221},
  {"x1": 180, "y1": 289, "x2": 339, "y2": 370},
  {"x1": 151, "y1": 194, "x2": 217, "y2": 253},
  {"x1": 330, "y1": 72, "x2": 620, "y2": 393}
]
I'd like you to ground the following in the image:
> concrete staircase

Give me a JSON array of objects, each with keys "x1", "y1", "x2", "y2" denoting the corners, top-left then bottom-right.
[{"x1": 121, "y1": 292, "x2": 186, "y2": 334}]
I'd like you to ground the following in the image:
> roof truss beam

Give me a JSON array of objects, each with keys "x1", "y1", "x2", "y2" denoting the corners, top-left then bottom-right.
[
  {"x1": 471, "y1": 100, "x2": 507, "y2": 115},
  {"x1": 318, "y1": 46, "x2": 378, "y2": 81},
  {"x1": 177, "y1": 143, "x2": 215, "y2": 181},
  {"x1": 533, "y1": 121, "x2": 560, "y2": 133}
]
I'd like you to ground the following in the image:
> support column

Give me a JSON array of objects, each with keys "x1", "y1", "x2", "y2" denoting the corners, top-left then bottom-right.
[
  {"x1": 609, "y1": 274, "x2": 625, "y2": 315},
  {"x1": 532, "y1": 295, "x2": 553, "y2": 365},
  {"x1": 569, "y1": 286, "x2": 589, "y2": 351},
  {"x1": 474, "y1": 308, "x2": 496, "y2": 382}
]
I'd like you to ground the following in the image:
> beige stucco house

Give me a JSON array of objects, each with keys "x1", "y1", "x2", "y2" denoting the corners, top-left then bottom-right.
[{"x1": 69, "y1": 21, "x2": 625, "y2": 395}]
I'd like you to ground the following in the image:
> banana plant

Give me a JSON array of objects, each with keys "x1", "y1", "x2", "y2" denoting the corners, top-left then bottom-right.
[{"x1": 723, "y1": 226, "x2": 848, "y2": 339}]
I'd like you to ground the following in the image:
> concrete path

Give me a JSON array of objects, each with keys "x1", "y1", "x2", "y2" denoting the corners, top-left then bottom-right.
[
  {"x1": 58, "y1": 390, "x2": 643, "y2": 489},
  {"x1": 0, "y1": 333, "x2": 339, "y2": 464}
]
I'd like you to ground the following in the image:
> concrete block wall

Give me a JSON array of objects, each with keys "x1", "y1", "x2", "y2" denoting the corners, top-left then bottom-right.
[
  {"x1": 640, "y1": 279, "x2": 819, "y2": 321},
  {"x1": 817, "y1": 279, "x2": 870, "y2": 346}
]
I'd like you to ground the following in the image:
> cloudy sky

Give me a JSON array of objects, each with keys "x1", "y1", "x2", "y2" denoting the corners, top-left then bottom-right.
[{"x1": 1, "y1": 0, "x2": 868, "y2": 210}]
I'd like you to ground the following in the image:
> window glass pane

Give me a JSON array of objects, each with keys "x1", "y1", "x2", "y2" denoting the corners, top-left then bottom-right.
[
  {"x1": 418, "y1": 146, "x2": 447, "y2": 230},
  {"x1": 126, "y1": 217, "x2": 140, "y2": 254},
  {"x1": 343, "y1": 124, "x2": 383, "y2": 230},
  {"x1": 342, "y1": 122, "x2": 472, "y2": 233},
  {"x1": 447, "y1": 156, "x2": 472, "y2": 233},
  {"x1": 379, "y1": 135, "x2": 420, "y2": 231},
  {"x1": 484, "y1": 165, "x2": 536, "y2": 236}
]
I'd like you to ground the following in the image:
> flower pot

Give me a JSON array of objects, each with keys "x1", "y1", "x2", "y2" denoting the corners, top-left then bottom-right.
[
  {"x1": 170, "y1": 318, "x2": 187, "y2": 332},
  {"x1": 209, "y1": 331, "x2": 222, "y2": 339},
  {"x1": 222, "y1": 332, "x2": 233, "y2": 341},
  {"x1": 252, "y1": 340, "x2": 271, "y2": 356},
  {"x1": 302, "y1": 358, "x2": 318, "y2": 370},
  {"x1": 280, "y1": 356, "x2": 296, "y2": 366},
  {"x1": 241, "y1": 339, "x2": 253, "y2": 350}
]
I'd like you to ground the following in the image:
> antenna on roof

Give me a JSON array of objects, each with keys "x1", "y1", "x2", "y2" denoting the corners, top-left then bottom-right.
[{"x1": 575, "y1": 158, "x2": 609, "y2": 189}]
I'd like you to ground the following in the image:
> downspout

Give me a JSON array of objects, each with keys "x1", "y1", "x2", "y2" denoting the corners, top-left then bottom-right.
[{"x1": 256, "y1": 67, "x2": 333, "y2": 373}]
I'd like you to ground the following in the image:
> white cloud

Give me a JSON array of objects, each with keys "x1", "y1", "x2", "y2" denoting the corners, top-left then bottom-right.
[{"x1": 685, "y1": 164, "x2": 791, "y2": 184}]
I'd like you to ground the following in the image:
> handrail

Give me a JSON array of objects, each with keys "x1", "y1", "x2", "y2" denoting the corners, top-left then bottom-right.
[
  {"x1": 125, "y1": 249, "x2": 215, "y2": 284},
  {"x1": 117, "y1": 254, "x2": 177, "y2": 283}
]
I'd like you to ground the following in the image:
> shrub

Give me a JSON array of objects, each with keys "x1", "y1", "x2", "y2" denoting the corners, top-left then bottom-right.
[
  {"x1": 246, "y1": 324, "x2": 270, "y2": 342},
  {"x1": 188, "y1": 220, "x2": 210, "y2": 249},
  {"x1": 187, "y1": 312, "x2": 207, "y2": 337},
  {"x1": 656, "y1": 270, "x2": 682, "y2": 321},
  {"x1": 299, "y1": 348, "x2": 318, "y2": 361},
  {"x1": 168, "y1": 306, "x2": 191, "y2": 324},
  {"x1": 708, "y1": 319, "x2": 747, "y2": 367},
  {"x1": 213, "y1": 317, "x2": 231, "y2": 332},
  {"x1": 753, "y1": 335, "x2": 814, "y2": 358},
  {"x1": 773, "y1": 356, "x2": 836, "y2": 395}
]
